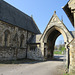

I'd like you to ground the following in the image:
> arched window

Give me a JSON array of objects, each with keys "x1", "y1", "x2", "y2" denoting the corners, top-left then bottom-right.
[
  {"x1": 20, "y1": 34, "x2": 24, "y2": 47},
  {"x1": 4, "y1": 30, "x2": 10, "y2": 46}
]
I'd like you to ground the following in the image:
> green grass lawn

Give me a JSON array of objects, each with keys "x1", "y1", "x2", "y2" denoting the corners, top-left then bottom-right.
[{"x1": 54, "y1": 51, "x2": 62, "y2": 54}]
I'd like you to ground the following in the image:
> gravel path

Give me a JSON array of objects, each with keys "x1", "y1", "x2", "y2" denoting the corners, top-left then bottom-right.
[{"x1": 0, "y1": 55, "x2": 65, "y2": 75}]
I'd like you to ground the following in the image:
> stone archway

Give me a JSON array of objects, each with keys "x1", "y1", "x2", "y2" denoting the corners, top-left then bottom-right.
[
  {"x1": 43, "y1": 26, "x2": 68, "y2": 58},
  {"x1": 40, "y1": 12, "x2": 73, "y2": 68}
]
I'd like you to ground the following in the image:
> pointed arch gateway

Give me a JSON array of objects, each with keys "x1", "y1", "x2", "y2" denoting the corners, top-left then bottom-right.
[{"x1": 40, "y1": 12, "x2": 73, "y2": 61}]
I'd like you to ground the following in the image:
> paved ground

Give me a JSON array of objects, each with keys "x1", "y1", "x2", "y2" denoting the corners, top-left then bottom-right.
[{"x1": 0, "y1": 55, "x2": 65, "y2": 75}]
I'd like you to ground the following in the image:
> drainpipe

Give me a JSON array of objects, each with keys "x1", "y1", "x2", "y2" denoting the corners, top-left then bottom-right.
[{"x1": 67, "y1": 45, "x2": 70, "y2": 69}]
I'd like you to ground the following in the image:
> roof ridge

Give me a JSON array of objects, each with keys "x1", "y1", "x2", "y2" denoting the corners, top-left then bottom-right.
[{"x1": 0, "y1": 0, "x2": 40, "y2": 34}]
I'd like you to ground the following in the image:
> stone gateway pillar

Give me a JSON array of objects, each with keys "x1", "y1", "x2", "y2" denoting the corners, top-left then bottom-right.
[{"x1": 69, "y1": 39, "x2": 75, "y2": 74}]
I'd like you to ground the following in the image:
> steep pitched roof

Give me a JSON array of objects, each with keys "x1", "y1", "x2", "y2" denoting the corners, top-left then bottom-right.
[
  {"x1": 62, "y1": 0, "x2": 74, "y2": 27},
  {"x1": 0, "y1": 0, "x2": 41, "y2": 34}
]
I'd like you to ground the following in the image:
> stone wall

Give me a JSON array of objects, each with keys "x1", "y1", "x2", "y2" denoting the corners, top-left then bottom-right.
[
  {"x1": 27, "y1": 44, "x2": 43, "y2": 60},
  {"x1": 69, "y1": 39, "x2": 75, "y2": 74},
  {"x1": 0, "y1": 20, "x2": 34, "y2": 60},
  {"x1": 0, "y1": 47, "x2": 26, "y2": 60}
]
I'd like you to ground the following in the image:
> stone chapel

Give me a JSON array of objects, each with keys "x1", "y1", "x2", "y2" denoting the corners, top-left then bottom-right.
[{"x1": 0, "y1": 0, "x2": 75, "y2": 74}]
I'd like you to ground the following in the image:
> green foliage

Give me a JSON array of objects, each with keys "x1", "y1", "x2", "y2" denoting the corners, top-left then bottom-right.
[
  {"x1": 61, "y1": 47, "x2": 65, "y2": 51},
  {"x1": 59, "y1": 45, "x2": 62, "y2": 50},
  {"x1": 63, "y1": 73, "x2": 69, "y2": 75},
  {"x1": 54, "y1": 45, "x2": 66, "y2": 54},
  {"x1": 54, "y1": 51, "x2": 62, "y2": 54}
]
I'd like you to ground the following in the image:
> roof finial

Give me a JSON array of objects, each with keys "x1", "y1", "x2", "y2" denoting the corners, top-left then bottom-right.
[
  {"x1": 54, "y1": 11, "x2": 56, "y2": 14},
  {"x1": 61, "y1": 15, "x2": 63, "y2": 22},
  {"x1": 31, "y1": 15, "x2": 33, "y2": 18}
]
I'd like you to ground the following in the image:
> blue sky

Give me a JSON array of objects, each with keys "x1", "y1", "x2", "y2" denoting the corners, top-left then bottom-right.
[{"x1": 4, "y1": 0, "x2": 74, "y2": 45}]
